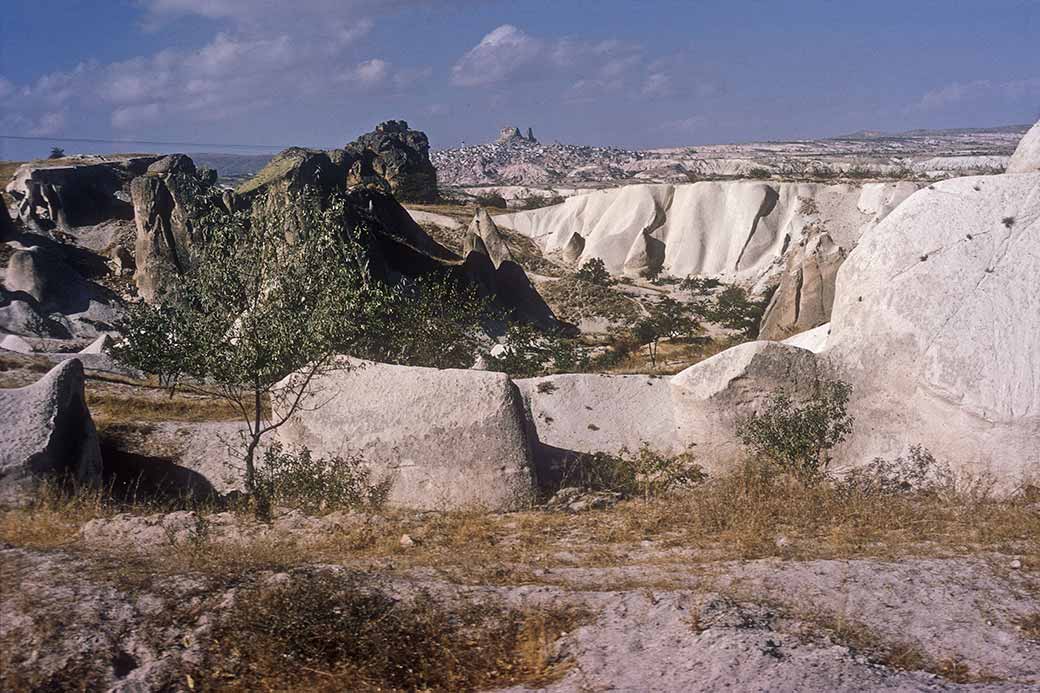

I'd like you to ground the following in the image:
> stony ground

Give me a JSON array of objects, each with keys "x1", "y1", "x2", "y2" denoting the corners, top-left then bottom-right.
[{"x1": 2, "y1": 494, "x2": 1038, "y2": 691}]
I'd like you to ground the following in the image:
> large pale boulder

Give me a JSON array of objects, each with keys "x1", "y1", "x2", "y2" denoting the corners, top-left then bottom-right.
[
  {"x1": 823, "y1": 173, "x2": 1040, "y2": 481},
  {"x1": 670, "y1": 342, "x2": 822, "y2": 473},
  {"x1": 515, "y1": 374, "x2": 680, "y2": 476},
  {"x1": 671, "y1": 171, "x2": 1040, "y2": 483},
  {"x1": 275, "y1": 360, "x2": 535, "y2": 510},
  {"x1": 1006, "y1": 120, "x2": 1040, "y2": 174},
  {"x1": 0, "y1": 359, "x2": 102, "y2": 504}
]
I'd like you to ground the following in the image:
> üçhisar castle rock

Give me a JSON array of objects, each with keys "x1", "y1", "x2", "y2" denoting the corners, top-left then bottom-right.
[{"x1": 343, "y1": 120, "x2": 439, "y2": 202}]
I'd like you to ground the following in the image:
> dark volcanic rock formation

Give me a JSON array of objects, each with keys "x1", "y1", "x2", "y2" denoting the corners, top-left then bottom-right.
[
  {"x1": 5, "y1": 155, "x2": 159, "y2": 231},
  {"x1": 236, "y1": 148, "x2": 558, "y2": 329},
  {"x1": 342, "y1": 120, "x2": 438, "y2": 202}
]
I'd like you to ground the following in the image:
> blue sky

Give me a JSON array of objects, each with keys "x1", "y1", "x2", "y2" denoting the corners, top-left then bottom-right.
[{"x1": 1, "y1": 0, "x2": 1038, "y2": 160}]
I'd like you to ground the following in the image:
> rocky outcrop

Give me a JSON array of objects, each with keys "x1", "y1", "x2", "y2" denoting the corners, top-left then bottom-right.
[
  {"x1": 758, "y1": 231, "x2": 846, "y2": 340},
  {"x1": 342, "y1": 120, "x2": 438, "y2": 202},
  {"x1": 1006, "y1": 119, "x2": 1040, "y2": 173},
  {"x1": 464, "y1": 208, "x2": 515, "y2": 269},
  {"x1": 0, "y1": 359, "x2": 102, "y2": 504},
  {"x1": 5, "y1": 155, "x2": 159, "y2": 231},
  {"x1": 822, "y1": 172, "x2": 1040, "y2": 481},
  {"x1": 1, "y1": 244, "x2": 122, "y2": 339},
  {"x1": 275, "y1": 359, "x2": 535, "y2": 510},
  {"x1": 132, "y1": 154, "x2": 223, "y2": 302},
  {"x1": 239, "y1": 148, "x2": 561, "y2": 329},
  {"x1": 670, "y1": 169, "x2": 1040, "y2": 483},
  {"x1": 496, "y1": 181, "x2": 919, "y2": 287},
  {"x1": 670, "y1": 342, "x2": 822, "y2": 473}
]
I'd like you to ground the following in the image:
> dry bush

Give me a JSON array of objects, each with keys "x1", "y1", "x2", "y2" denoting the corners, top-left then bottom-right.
[{"x1": 190, "y1": 569, "x2": 585, "y2": 692}]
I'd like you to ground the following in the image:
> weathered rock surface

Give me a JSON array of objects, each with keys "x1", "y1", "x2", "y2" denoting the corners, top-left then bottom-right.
[
  {"x1": 823, "y1": 172, "x2": 1040, "y2": 481},
  {"x1": 670, "y1": 342, "x2": 823, "y2": 473},
  {"x1": 516, "y1": 374, "x2": 679, "y2": 476},
  {"x1": 0, "y1": 359, "x2": 102, "y2": 504},
  {"x1": 759, "y1": 230, "x2": 846, "y2": 340},
  {"x1": 496, "y1": 181, "x2": 918, "y2": 286},
  {"x1": 672, "y1": 167, "x2": 1040, "y2": 481},
  {"x1": 343, "y1": 120, "x2": 438, "y2": 202},
  {"x1": 275, "y1": 359, "x2": 535, "y2": 510},
  {"x1": 465, "y1": 207, "x2": 516, "y2": 268},
  {"x1": 1, "y1": 242, "x2": 123, "y2": 339},
  {"x1": 1006, "y1": 119, "x2": 1040, "y2": 173},
  {"x1": 239, "y1": 148, "x2": 560, "y2": 329},
  {"x1": 132, "y1": 154, "x2": 223, "y2": 302},
  {"x1": 5, "y1": 155, "x2": 159, "y2": 231}
]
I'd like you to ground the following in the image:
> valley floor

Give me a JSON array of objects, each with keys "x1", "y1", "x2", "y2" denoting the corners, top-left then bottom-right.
[{"x1": 2, "y1": 488, "x2": 1038, "y2": 692}]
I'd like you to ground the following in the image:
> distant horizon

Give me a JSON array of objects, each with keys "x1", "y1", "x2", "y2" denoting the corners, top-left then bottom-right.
[
  {"x1": 3, "y1": 0, "x2": 1038, "y2": 161},
  {"x1": 1, "y1": 120, "x2": 1033, "y2": 163}
]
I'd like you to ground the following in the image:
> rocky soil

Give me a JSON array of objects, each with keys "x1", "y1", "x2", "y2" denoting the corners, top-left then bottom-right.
[{"x1": 2, "y1": 503, "x2": 1038, "y2": 691}]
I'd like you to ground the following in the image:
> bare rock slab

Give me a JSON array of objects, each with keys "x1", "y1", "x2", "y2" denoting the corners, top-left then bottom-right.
[
  {"x1": 275, "y1": 360, "x2": 535, "y2": 511},
  {"x1": 0, "y1": 359, "x2": 102, "y2": 504}
]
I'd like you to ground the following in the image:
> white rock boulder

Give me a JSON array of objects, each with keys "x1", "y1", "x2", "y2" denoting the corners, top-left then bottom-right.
[
  {"x1": 275, "y1": 360, "x2": 535, "y2": 510},
  {"x1": 670, "y1": 342, "x2": 822, "y2": 473},
  {"x1": 516, "y1": 373, "x2": 680, "y2": 469},
  {"x1": 1006, "y1": 120, "x2": 1040, "y2": 174},
  {"x1": 0, "y1": 359, "x2": 102, "y2": 504},
  {"x1": 823, "y1": 172, "x2": 1040, "y2": 481}
]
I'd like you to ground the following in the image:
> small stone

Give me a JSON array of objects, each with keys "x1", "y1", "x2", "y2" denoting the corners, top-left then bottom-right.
[
  {"x1": 399, "y1": 534, "x2": 416, "y2": 548},
  {"x1": 1010, "y1": 559, "x2": 1022, "y2": 569}
]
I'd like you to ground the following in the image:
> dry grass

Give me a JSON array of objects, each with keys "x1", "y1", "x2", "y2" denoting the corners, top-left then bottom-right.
[
  {"x1": 3, "y1": 460, "x2": 1037, "y2": 582},
  {"x1": 88, "y1": 387, "x2": 245, "y2": 426},
  {"x1": 189, "y1": 569, "x2": 586, "y2": 692},
  {"x1": 602, "y1": 336, "x2": 743, "y2": 375}
]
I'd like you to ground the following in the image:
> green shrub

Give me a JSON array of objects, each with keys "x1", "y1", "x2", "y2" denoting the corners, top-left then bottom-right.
[
  {"x1": 838, "y1": 446, "x2": 954, "y2": 498},
  {"x1": 575, "y1": 257, "x2": 613, "y2": 286},
  {"x1": 736, "y1": 378, "x2": 854, "y2": 485},
  {"x1": 678, "y1": 275, "x2": 722, "y2": 294},
  {"x1": 702, "y1": 285, "x2": 770, "y2": 337},
  {"x1": 486, "y1": 323, "x2": 587, "y2": 377},
  {"x1": 253, "y1": 442, "x2": 392, "y2": 513}
]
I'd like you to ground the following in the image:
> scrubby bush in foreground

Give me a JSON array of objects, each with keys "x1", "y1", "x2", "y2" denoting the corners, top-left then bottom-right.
[{"x1": 737, "y1": 378, "x2": 854, "y2": 485}]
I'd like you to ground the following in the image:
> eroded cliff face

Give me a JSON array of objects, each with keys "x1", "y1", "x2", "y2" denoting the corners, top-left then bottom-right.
[{"x1": 5, "y1": 155, "x2": 160, "y2": 232}]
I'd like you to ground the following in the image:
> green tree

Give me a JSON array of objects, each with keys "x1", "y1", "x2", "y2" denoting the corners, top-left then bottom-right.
[
  {"x1": 631, "y1": 297, "x2": 698, "y2": 370},
  {"x1": 486, "y1": 322, "x2": 586, "y2": 377},
  {"x1": 48, "y1": 146, "x2": 65, "y2": 159},
  {"x1": 736, "y1": 378, "x2": 854, "y2": 485},
  {"x1": 353, "y1": 274, "x2": 493, "y2": 369},
  {"x1": 704, "y1": 285, "x2": 769, "y2": 337},
  {"x1": 575, "y1": 258, "x2": 613, "y2": 286},
  {"x1": 116, "y1": 192, "x2": 397, "y2": 507}
]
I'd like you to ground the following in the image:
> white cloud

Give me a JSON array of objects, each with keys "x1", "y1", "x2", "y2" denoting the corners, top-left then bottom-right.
[
  {"x1": 656, "y1": 115, "x2": 706, "y2": 133},
  {"x1": 111, "y1": 103, "x2": 162, "y2": 129},
  {"x1": 2, "y1": 3, "x2": 431, "y2": 135},
  {"x1": 451, "y1": 25, "x2": 543, "y2": 87},
  {"x1": 453, "y1": 24, "x2": 648, "y2": 99},
  {"x1": 642, "y1": 72, "x2": 673, "y2": 99}
]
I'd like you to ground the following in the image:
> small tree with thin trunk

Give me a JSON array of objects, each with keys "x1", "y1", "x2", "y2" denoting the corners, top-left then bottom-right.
[
  {"x1": 116, "y1": 191, "x2": 397, "y2": 511},
  {"x1": 630, "y1": 297, "x2": 698, "y2": 370}
]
